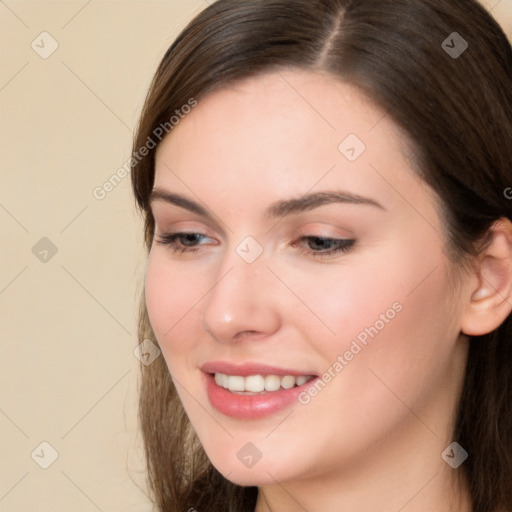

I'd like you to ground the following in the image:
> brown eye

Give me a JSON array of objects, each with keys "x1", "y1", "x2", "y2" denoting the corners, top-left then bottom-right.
[
  {"x1": 294, "y1": 236, "x2": 356, "y2": 259},
  {"x1": 154, "y1": 232, "x2": 214, "y2": 254}
]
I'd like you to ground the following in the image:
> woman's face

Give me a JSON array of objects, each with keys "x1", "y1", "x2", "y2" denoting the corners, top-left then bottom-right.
[{"x1": 145, "y1": 69, "x2": 470, "y2": 487}]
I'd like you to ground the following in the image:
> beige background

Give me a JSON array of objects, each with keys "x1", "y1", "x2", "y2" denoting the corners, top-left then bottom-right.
[{"x1": 1, "y1": 1, "x2": 511, "y2": 511}]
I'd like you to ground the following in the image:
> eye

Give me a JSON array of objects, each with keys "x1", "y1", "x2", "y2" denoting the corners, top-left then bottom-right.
[
  {"x1": 293, "y1": 236, "x2": 356, "y2": 259},
  {"x1": 154, "y1": 232, "x2": 215, "y2": 254},
  {"x1": 154, "y1": 232, "x2": 355, "y2": 259}
]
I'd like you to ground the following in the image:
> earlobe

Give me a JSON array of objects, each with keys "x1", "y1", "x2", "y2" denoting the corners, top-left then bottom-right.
[{"x1": 461, "y1": 218, "x2": 512, "y2": 336}]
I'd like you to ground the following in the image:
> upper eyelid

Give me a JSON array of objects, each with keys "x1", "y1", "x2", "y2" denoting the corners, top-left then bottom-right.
[
  {"x1": 150, "y1": 202, "x2": 229, "y2": 236},
  {"x1": 149, "y1": 190, "x2": 382, "y2": 237},
  {"x1": 154, "y1": 224, "x2": 354, "y2": 240},
  {"x1": 152, "y1": 209, "x2": 358, "y2": 245},
  {"x1": 153, "y1": 215, "x2": 215, "y2": 231}
]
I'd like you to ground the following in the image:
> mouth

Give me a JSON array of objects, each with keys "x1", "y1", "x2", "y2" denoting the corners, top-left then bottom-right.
[{"x1": 201, "y1": 362, "x2": 319, "y2": 419}]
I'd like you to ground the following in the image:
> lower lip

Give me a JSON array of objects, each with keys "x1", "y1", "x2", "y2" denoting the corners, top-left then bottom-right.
[{"x1": 204, "y1": 373, "x2": 318, "y2": 419}]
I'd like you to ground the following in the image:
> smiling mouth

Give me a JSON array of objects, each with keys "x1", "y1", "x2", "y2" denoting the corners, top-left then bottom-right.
[{"x1": 213, "y1": 372, "x2": 316, "y2": 394}]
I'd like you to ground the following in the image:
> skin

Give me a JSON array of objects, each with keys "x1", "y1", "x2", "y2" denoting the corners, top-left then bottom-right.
[{"x1": 145, "y1": 69, "x2": 512, "y2": 512}]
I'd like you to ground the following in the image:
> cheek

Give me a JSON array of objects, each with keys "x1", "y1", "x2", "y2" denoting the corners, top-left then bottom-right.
[
  {"x1": 273, "y1": 258, "x2": 407, "y2": 359},
  {"x1": 283, "y1": 264, "x2": 456, "y2": 464},
  {"x1": 144, "y1": 252, "x2": 204, "y2": 358},
  {"x1": 321, "y1": 256, "x2": 456, "y2": 419},
  {"x1": 290, "y1": 240, "x2": 453, "y2": 374},
  {"x1": 145, "y1": 253, "x2": 172, "y2": 339}
]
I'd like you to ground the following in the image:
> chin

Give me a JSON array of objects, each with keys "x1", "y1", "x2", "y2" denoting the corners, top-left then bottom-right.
[
  {"x1": 216, "y1": 465, "x2": 279, "y2": 487},
  {"x1": 204, "y1": 446, "x2": 299, "y2": 487}
]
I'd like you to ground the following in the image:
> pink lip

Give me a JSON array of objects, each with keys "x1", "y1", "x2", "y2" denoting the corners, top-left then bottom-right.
[
  {"x1": 201, "y1": 361, "x2": 316, "y2": 377},
  {"x1": 201, "y1": 361, "x2": 318, "y2": 419}
]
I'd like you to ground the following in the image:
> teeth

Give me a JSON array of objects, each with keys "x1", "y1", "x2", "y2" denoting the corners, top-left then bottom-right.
[
  {"x1": 214, "y1": 373, "x2": 314, "y2": 393},
  {"x1": 227, "y1": 375, "x2": 245, "y2": 392},
  {"x1": 265, "y1": 375, "x2": 281, "y2": 391},
  {"x1": 296, "y1": 376, "x2": 310, "y2": 386},
  {"x1": 281, "y1": 375, "x2": 296, "y2": 389},
  {"x1": 245, "y1": 375, "x2": 265, "y2": 392},
  {"x1": 214, "y1": 373, "x2": 229, "y2": 388}
]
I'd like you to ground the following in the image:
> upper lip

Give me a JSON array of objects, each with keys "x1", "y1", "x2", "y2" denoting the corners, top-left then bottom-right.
[{"x1": 201, "y1": 361, "x2": 317, "y2": 377}]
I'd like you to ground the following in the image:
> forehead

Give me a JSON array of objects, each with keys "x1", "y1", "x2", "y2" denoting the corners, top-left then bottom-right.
[
  {"x1": 152, "y1": 69, "x2": 429, "y2": 219},
  {"x1": 156, "y1": 68, "x2": 393, "y2": 161}
]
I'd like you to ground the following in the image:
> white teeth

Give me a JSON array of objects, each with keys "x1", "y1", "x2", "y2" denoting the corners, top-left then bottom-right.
[
  {"x1": 215, "y1": 373, "x2": 229, "y2": 387},
  {"x1": 265, "y1": 375, "x2": 281, "y2": 391},
  {"x1": 214, "y1": 373, "x2": 314, "y2": 393},
  {"x1": 296, "y1": 376, "x2": 310, "y2": 386},
  {"x1": 281, "y1": 375, "x2": 296, "y2": 389},
  {"x1": 245, "y1": 375, "x2": 265, "y2": 392},
  {"x1": 227, "y1": 375, "x2": 245, "y2": 392}
]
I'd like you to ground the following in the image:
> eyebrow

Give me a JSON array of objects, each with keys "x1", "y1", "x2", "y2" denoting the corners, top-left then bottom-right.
[{"x1": 149, "y1": 188, "x2": 386, "y2": 219}]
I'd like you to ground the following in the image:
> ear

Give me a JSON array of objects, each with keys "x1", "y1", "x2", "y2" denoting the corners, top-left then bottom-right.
[{"x1": 461, "y1": 218, "x2": 512, "y2": 336}]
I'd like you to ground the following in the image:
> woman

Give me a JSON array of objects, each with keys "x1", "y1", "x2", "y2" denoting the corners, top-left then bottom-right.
[{"x1": 131, "y1": 0, "x2": 512, "y2": 510}]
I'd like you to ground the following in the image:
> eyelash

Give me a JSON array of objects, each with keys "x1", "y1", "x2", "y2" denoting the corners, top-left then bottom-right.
[{"x1": 154, "y1": 232, "x2": 356, "y2": 259}]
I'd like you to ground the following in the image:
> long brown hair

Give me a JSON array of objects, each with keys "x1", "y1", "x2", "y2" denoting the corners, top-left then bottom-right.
[{"x1": 131, "y1": 1, "x2": 512, "y2": 510}]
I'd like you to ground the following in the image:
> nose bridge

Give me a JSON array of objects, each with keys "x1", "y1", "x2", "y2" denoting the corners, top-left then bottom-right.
[{"x1": 200, "y1": 241, "x2": 280, "y2": 341}]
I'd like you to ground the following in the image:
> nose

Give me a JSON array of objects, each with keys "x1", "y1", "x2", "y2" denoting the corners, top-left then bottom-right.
[{"x1": 200, "y1": 249, "x2": 281, "y2": 343}]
